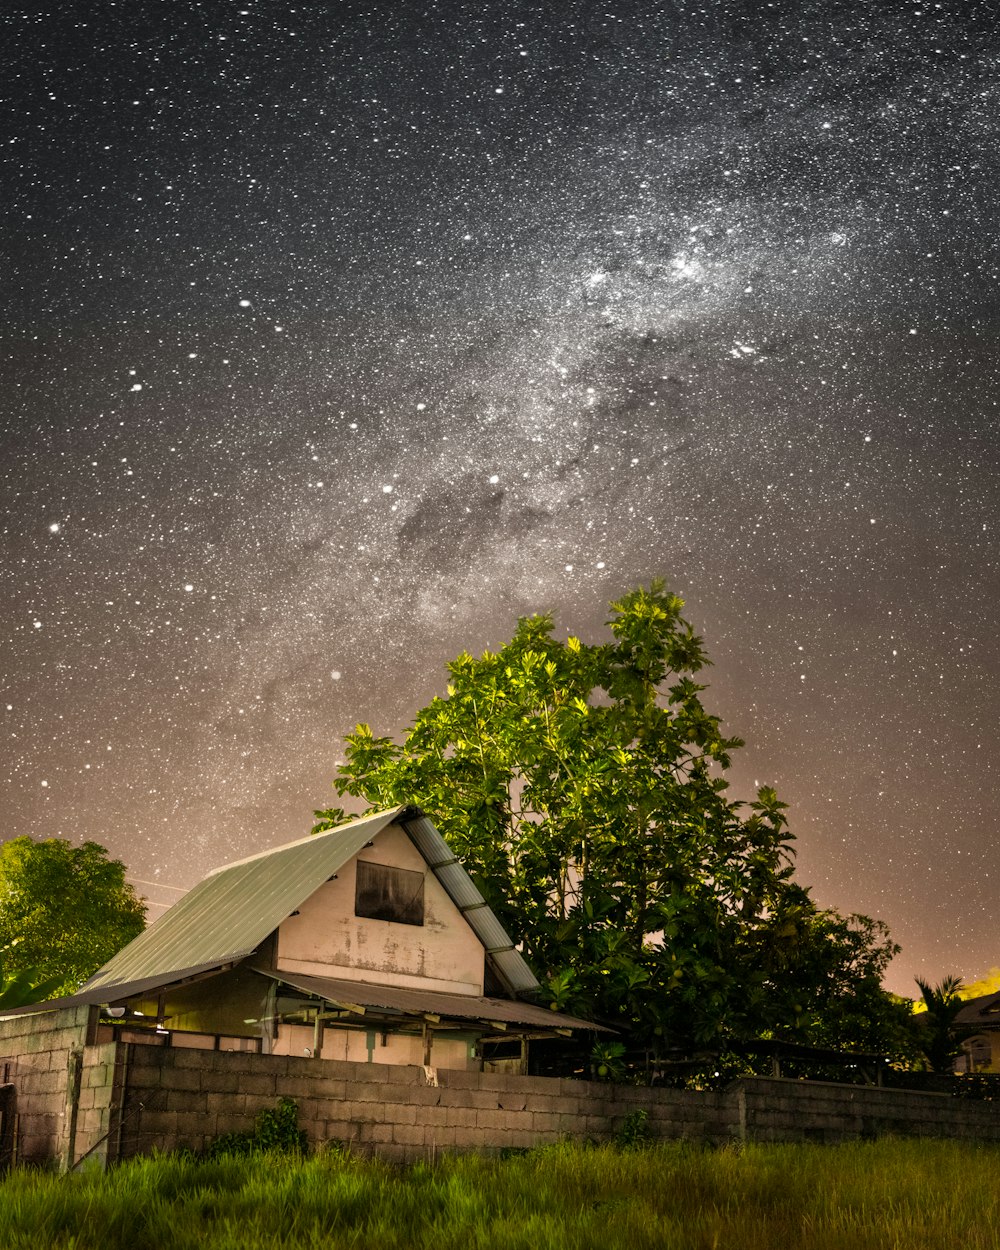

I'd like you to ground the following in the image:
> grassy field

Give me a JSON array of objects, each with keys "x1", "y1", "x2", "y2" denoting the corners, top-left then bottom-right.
[{"x1": 0, "y1": 1139, "x2": 998, "y2": 1249}]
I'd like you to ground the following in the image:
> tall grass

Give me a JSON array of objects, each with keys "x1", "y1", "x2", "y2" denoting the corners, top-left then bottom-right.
[{"x1": 0, "y1": 1139, "x2": 997, "y2": 1249}]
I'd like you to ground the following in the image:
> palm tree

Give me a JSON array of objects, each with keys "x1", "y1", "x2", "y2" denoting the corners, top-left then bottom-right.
[{"x1": 914, "y1": 975, "x2": 972, "y2": 1073}]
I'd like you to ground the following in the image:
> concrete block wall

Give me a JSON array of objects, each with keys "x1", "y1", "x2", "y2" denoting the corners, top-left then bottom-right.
[
  {"x1": 118, "y1": 1045, "x2": 734, "y2": 1160},
  {"x1": 119, "y1": 1049, "x2": 1000, "y2": 1162},
  {"x1": 74, "y1": 1043, "x2": 122, "y2": 1167},
  {"x1": 6, "y1": 1015, "x2": 1000, "y2": 1167},
  {"x1": 740, "y1": 1077, "x2": 1000, "y2": 1145},
  {"x1": 0, "y1": 1007, "x2": 91, "y2": 1167}
]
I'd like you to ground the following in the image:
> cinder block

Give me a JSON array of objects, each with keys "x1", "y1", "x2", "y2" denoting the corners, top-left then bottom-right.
[
  {"x1": 549, "y1": 1095, "x2": 583, "y2": 1115},
  {"x1": 315, "y1": 1079, "x2": 350, "y2": 1102},
  {"x1": 244, "y1": 1095, "x2": 283, "y2": 1121},
  {"x1": 421, "y1": 1105, "x2": 451, "y2": 1129},
  {"x1": 445, "y1": 1107, "x2": 477, "y2": 1129},
  {"x1": 139, "y1": 1087, "x2": 172, "y2": 1114},
  {"x1": 169, "y1": 1050, "x2": 214, "y2": 1070},
  {"x1": 473, "y1": 1073, "x2": 509, "y2": 1093},
  {"x1": 125, "y1": 1066, "x2": 164, "y2": 1092},
  {"x1": 350, "y1": 1083, "x2": 386, "y2": 1104},
  {"x1": 392, "y1": 1122, "x2": 425, "y2": 1146},
  {"x1": 34, "y1": 1070, "x2": 63, "y2": 1095},
  {"x1": 199, "y1": 1070, "x2": 244, "y2": 1095},
  {"x1": 275, "y1": 1075, "x2": 321, "y2": 1099},
  {"x1": 237, "y1": 1074, "x2": 277, "y2": 1096},
  {"x1": 166, "y1": 1089, "x2": 206, "y2": 1113},
  {"x1": 174, "y1": 1109, "x2": 216, "y2": 1139},
  {"x1": 531, "y1": 1111, "x2": 560, "y2": 1132},
  {"x1": 332, "y1": 1101, "x2": 366, "y2": 1124},
  {"x1": 527, "y1": 1096, "x2": 562, "y2": 1120},
  {"x1": 140, "y1": 1110, "x2": 179, "y2": 1138},
  {"x1": 20, "y1": 1137, "x2": 54, "y2": 1165},
  {"x1": 167, "y1": 1067, "x2": 203, "y2": 1093},
  {"x1": 516, "y1": 1076, "x2": 556, "y2": 1096},
  {"x1": 75, "y1": 1109, "x2": 98, "y2": 1137},
  {"x1": 389, "y1": 1103, "x2": 417, "y2": 1126},
  {"x1": 439, "y1": 1069, "x2": 478, "y2": 1089},
  {"x1": 357, "y1": 1101, "x2": 389, "y2": 1124},
  {"x1": 213, "y1": 1112, "x2": 255, "y2": 1136},
  {"x1": 406, "y1": 1085, "x2": 445, "y2": 1106}
]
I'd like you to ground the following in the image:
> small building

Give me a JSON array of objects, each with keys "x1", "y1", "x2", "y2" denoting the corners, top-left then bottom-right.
[
  {"x1": 74, "y1": 803, "x2": 594, "y2": 1068},
  {"x1": 0, "y1": 805, "x2": 602, "y2": 1166},
  {"x1": 954, "y1": 991, "x2": 1000, "y2": 1073}
]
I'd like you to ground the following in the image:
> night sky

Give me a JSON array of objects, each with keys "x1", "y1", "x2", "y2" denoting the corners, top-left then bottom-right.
[{"x1": 2, "y1": 1, "x2": 997, "y2": 996}]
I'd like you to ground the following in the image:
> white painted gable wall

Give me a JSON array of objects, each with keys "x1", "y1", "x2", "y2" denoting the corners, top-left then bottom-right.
[{"x1": 275, "y1": 823, "x2": 486, "y2": 995}]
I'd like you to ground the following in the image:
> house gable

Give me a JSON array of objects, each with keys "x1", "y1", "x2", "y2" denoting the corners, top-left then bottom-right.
[
  {"x1": 275, "y1": 821, "x2": 486, "y2": 995},
  {"x1": 71, "y1": 805, "x2": 538, "y2": 1007}
]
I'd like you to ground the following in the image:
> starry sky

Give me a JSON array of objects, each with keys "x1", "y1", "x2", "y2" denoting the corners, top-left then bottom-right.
[{"x1": 2, "y1": 0, "x2": 997, "y2": 996}]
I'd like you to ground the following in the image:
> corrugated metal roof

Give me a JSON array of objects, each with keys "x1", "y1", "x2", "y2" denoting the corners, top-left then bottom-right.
[
  {"x1": 0, "y1": 960, "x2": 250, "y2": 1020},
  {"x1": 254, "y1": 968, "x2": 611, "y2": 1033},
  {"x1": 399, "y1": 813, "x2": 539, "y2": 994},
  {"x1": 81, "y1": 805, "x2": 542, "y2": 1002},
  {"x1": 84, "y1": 808, "x2": 405, "y2": 992}
]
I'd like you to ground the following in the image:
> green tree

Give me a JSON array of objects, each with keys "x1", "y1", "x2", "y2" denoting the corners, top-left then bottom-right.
[
  {"x1": 315, "y1": 582, "x2": 906, "y2": 1058},
  {"x1": 0, "y1": 838, "x2": 146, "y2": 999},
  {"x1": 0, "y1": 958, "x2": 65, "y2": 1011},
  {"x1": 914, "y1": 975, "x2": 972, "y2": 1073}
]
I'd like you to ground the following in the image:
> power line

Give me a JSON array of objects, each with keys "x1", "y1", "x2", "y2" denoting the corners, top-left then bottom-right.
[{"x1": 129, "y1": 878, "x2": 187, "y2": 893}]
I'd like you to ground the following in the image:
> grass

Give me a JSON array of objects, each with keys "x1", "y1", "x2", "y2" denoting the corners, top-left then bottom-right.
[{"x1": 0, "y1": 1139, "x2": 998, "y2": 1249}]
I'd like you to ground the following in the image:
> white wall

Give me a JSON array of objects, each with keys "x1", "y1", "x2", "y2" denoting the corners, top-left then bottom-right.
[
  {"x1": 270, "y1": 1021, "x2": 475, "y2": 1069},
  {"x1": 276, "y1": 823, "x2": 485, "y2": 995}
]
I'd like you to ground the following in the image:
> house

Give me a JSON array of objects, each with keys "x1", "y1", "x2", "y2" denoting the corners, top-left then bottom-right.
[
  {"x1": 0, "y1": 805, "x2": 607, "y2": 1166},
  {"x1": 954, "y1": 991, "x2": 1000, "y2": 1073},
  {"x1": 9, "y1": 805, "x2": 598, "y2": 1069},
  {"x1": 3, "y1": 810, "x2": 1000, "y2": 1166}
]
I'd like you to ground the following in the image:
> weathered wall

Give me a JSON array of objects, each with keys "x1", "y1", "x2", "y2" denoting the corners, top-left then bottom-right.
[
  {"x1": 276, "y1": 824, "x2": 485, "y2": 995},
  {"x1": 73, "y1": 1042, "x2": 122, "y2": 1169},
  {"x1": 117, "y1": 1046, "x2": 736, "y2": 1161},
  {"x1": 118, "y1": 1050, "x2": 1000, "y2": 1162},
  {"x1": 6, "y1": 1016, "x2": 1000, "y2": 1167},
  {"x1": 0, "y1": 1007, "x2": 107, "y2": 1168},
  {"x1": 738, "y1": 1076, "x2": 1000, "y2": 1143},
  {"x1": 270, "y1": 1021, "x2": 476, "y2": 1070}
]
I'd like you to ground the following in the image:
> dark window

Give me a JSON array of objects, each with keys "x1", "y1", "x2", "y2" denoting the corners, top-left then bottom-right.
[{"x1": 355, "y1": 860, "x2": 425, "y2": 926}]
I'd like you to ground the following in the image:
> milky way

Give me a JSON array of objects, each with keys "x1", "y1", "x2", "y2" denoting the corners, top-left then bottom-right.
[{"x1": 2, "y1": 1, "x2": 998, "y2": 993}]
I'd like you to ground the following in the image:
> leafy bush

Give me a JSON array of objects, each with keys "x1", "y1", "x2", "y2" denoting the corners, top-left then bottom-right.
[
  {"x1": 202, "y1": 1097, "x2": 307, "y2": 1160},
  {"x1": 614, "y1": 1109, "x2": 652, "y2": 1149}
]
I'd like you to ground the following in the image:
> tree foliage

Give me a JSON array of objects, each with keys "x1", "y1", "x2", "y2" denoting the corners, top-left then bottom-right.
[
  {"x1": 0, "y1": 837, "x2": 146, "y2": 999},
  {"x1": 914, "y1": 975, "x2": 972, "y2": 1073},
  {"x1": 0, "y1": 959, "x2": 65, "y2": 1011},
  {"x1": 315, "y1": 582, "x2": 911, "y2": 1058}
]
